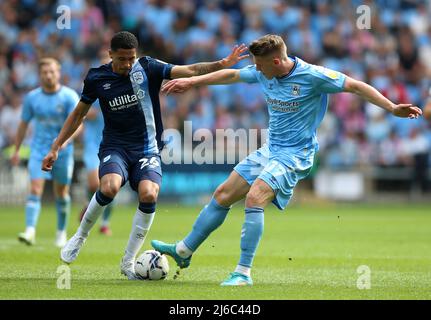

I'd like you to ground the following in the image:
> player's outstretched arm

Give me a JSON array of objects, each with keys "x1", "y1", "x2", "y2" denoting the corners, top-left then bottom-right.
[
  {"x1": 170, "y1": 44, "x2": 249, "y2": 79},
  {"x1": 343, "y1": 77, "x2": 422, "y2": 119},
  {"x1": 161, "y1": 69, "x2": 241, "y2": 95},
  {"x1": 42, "y1": 101, "x2": 91, "y2": 171},
  {"x1": 10, "y1": 121, "x2": 29, "y2": 166}
]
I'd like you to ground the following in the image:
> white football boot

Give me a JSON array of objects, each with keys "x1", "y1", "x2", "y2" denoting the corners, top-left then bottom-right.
[
  {"x1": 18, "y1": 229, "x2": 36, "y2": 246},
  {"x1": 60, "y1": 233, "x2": 86, "y2": 264},
  {"x1": 120, "y1": 257, "x2": 140, "y2": 280}
]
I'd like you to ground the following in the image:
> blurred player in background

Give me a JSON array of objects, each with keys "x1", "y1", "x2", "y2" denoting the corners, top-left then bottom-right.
[
  {"x1": 152, "y1": 34, "x2": 423, "y2": 286},
  {"x1": 79, "y1": 52, "x2": 114, "y2": 236},
  {"x1": 11, "y1": 58, "x2": 80, "y2": 247},
  {"x1": 42, "y1": 31, "x2": 248, "y2": 280},
  {"x1": 80, "y1": 100, "x2": 114, "y2": 235}
]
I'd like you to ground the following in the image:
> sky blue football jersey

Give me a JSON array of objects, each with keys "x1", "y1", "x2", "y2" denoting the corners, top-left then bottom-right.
[
  {"x1": 83, "y1": 100, "x2": 104, "y2": 147},
  {"x1": 239, "y1": 56, "x2": 346, "y2": 168},
  {"x1": 22, "y1": 86, "x2": 79, "y2": 157}
]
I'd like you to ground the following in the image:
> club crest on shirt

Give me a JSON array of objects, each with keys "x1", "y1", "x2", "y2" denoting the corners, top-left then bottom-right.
[
  {"x1": 292, "y1": 84, "x2": 301, "y2": 96},
  {"x1": 132, "y1": 71, "x2": 144, "y2": 84},
  {"x1": 56, "y1": 104, "x2": 64, "y2": 113}
]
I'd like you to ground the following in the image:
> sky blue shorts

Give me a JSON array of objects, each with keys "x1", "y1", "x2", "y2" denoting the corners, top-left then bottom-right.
[
  {"x1": 28, "y1": 152, "x2": 74, "y2": 185},
  {"x1": 234, "y1": 144, "x2": 313, "y2": 210},
  {"x1": 83, "y1": 141, "x2": 100, "y2": 172}
]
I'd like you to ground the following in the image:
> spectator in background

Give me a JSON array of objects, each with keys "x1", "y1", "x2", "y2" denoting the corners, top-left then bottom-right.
[
  {"x1": 0, "y1": 94, "x2": 6, "y2": 149},
  {"x1": 404, "y1": 126, "x2": 430, "y2": 194},
  {"x1": 378, "y1": 130, "x2": 410, "y2": 167},
  {"x1": 0, "y1": 95, "x2": 23, "y2": 149},
  {"x1": 0, "y1": 55, "x2": 10, "y2": 89},
  {"x1": 1, "y1": 0, "x2": 431, "y2": 178}
]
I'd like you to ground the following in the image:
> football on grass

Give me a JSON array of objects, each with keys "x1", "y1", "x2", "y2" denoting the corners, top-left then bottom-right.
[{"x1": 135, "y1": 250, "x2": 169, "y2": 280}]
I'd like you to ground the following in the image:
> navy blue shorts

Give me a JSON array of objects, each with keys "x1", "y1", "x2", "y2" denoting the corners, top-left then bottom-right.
[{"x1": 98, "y1": 148, "x2": 162, "y2": 191}]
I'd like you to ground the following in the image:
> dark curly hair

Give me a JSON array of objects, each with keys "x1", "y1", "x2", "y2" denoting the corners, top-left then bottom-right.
[{"x1": 110, "y1": 31, "x2": 139, "y2": 51}]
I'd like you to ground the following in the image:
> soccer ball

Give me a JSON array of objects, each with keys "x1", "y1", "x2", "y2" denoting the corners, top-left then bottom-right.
[{"x1": 135, "y1": 250, "x2": 169, "y2": 280}]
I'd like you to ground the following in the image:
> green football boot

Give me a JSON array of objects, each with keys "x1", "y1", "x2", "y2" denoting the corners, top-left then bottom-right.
[
  {"x1": 151, "y1": 240, "x2": 192, "y2": 269},
  {"x1": 220, "y1": 272, "x2": 253, "y2": 286}
]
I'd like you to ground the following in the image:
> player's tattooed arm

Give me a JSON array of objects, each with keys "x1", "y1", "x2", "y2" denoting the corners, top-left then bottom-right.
[
  {"x1": 186, "y1": 61, "x2": 227, "y2": 76},
  {"x1": 170, "y1": 44, "x2": 249, "y2": 79},
  {"x1": 162, "y1": 69, "x2": 241, "y2": 95}
]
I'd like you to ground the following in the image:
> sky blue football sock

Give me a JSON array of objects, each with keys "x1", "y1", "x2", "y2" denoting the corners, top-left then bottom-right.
[
  {"x1": 183, "y1": 197, "x2": 230, "y2": 251},
  {"x1": 25, "y1": 194, "x2": 41, "y2": 228},
  {"x1": 56, "y1": 196, "x2": 71, "y2": 231},
  {"x1": 238, "y1": 207, "x2": 264, "y2": 268}
]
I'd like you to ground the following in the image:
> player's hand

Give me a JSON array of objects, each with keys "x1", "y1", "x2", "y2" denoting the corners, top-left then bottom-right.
[
  {"x1": 220, "y1": 44, "x2": 249, "y2": 68},
  {"x1": 42, "y1": 150, "x2": 58, "y2": 171},
  {"x1": 10, "y1": 150, "x2": 20, "y2": 166},
  {"x1": 161, "y1": 78, "x2": 193, "y2": 95},
  {"x1": 392, "y1": 104, "x2": 422, "y2": 119}
]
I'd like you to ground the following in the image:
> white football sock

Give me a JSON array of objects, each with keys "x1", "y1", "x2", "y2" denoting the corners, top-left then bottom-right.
[
  {"x1": 176, "y1": 240, "x2": 193, "y2": 258},
  {"x1": 56, "y1": 230, "x2": 67, "y2": 238},
  {"x1": 25, "y1": 226, "x2": 35, "y2": 238},
  {"x1": 77, "y1": 194, "x2": 106, "y2": 238},
  {"x1": 100, "y1": 219, "x2": 109, "y2": 227},
  {"x1": 123, "y1": 209, "x2": 155, "y2": 262},
  {"x1": 235, "y1": 265, "x2": 251, "y2": 277}
]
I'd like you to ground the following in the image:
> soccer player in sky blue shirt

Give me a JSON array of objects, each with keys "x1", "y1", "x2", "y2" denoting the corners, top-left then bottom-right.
[
  {"x1": 41, "y1": 31, "x2": 248, "y2": 280},
  {"x1": 11, "y1": 58, "x2": 80, "y2": 247},
  {"x1": 152, "y1": 34, "x2": 423, "y2": 286}
]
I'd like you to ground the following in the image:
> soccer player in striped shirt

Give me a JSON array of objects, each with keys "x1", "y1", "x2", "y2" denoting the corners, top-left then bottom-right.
[{"x1": 42, "y1": 31, "x2": 248, "y2": 280}]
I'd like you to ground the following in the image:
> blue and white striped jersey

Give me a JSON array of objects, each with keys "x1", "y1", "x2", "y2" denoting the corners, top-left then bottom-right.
[{"x1": 80, "y1": 57, "x2": 173, "y2": 154}]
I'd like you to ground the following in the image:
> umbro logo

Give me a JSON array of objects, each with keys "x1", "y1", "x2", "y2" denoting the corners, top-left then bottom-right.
[{"x1": 103, "y1": 83, "x2": 111, "y2": 90}]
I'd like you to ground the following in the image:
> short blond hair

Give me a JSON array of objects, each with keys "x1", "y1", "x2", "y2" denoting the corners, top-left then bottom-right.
[
  {"x1": 249, "y1": 34, "x2": 288, "y2": 58},
  {"x1": 38, "y1": 57, "x2": 61, "y2": 71}
]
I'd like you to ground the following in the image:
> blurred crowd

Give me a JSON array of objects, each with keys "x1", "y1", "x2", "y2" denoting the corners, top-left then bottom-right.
[{"x1": 1, "y1": 0, "x2": 431, "y2": 174}]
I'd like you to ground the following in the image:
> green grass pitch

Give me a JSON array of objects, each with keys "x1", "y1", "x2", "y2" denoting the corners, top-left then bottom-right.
[{"x1": 0, "y1": 202, "x2": 430, "y2": 299}]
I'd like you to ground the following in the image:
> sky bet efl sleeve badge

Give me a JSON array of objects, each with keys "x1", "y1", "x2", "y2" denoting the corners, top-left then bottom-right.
[
  {"x1": 313, "y1": 65, "x2": 339, "y2": 80},
  {"x1": 132, "y1": 71, "x2": 144, "y2": 84},
  {"x1": 323, "y1": 69, "x2": 339, "y2": 79}
]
